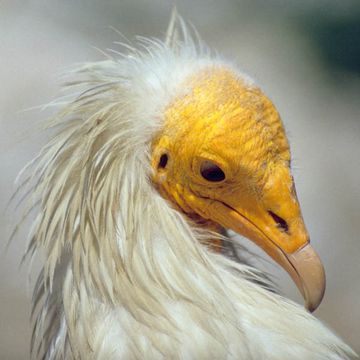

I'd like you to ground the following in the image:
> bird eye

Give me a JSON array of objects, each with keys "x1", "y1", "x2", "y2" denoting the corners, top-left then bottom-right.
[
  {"x1": 158, "y1": 153, "x2": 168, "y2": 169},
  {"x1": 200, "y1": 160, "x2": 225, "y2": 182}
]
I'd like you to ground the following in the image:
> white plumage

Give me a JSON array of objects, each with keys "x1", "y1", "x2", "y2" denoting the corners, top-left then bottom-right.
[{"x1": 18, "y1": 15, "x2": 355, "y2": 359}]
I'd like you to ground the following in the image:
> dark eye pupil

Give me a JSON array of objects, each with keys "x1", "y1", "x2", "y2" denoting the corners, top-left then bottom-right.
[{"x1": 200, "y1": 161, "x2": 225, "y2": 182}]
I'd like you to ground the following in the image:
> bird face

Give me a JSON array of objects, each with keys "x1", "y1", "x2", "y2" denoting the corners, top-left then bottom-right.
[{"x1": 151, "y1": 67, "x2": 325, "y2": 311}]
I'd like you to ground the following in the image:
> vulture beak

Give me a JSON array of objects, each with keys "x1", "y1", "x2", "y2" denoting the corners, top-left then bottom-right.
[
  {"x1": 286, "y1": 244, "x2": 325, "y2": 312},
  {"x1": 197, "y1": 180, "x2": 326, "y2": 312}
]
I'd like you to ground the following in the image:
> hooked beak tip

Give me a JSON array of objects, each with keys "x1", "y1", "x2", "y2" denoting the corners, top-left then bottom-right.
[{"x1": 287, "y1": 243, "x2": 326, "y2": 312}]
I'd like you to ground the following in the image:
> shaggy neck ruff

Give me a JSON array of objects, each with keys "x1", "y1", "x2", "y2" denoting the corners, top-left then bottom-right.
[{"x1": 18, "y1": 20, "x2": 354, "y2": 360}]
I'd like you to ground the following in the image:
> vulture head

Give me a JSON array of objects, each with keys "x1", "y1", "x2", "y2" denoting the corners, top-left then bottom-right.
[
  {"x1": 18, "y1": 13, "x2": 355, "y2": 360},
  {"x1": 151, "y1": 66, "x2": 324, "y2": 311}
]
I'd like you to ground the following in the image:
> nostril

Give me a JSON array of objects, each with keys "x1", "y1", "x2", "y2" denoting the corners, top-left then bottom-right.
[{"x1": 268, "y1": 210, "x2": 289, "y2": 233}]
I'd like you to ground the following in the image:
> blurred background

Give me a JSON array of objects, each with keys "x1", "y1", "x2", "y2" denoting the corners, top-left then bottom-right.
[{"x1": 0, "y1": 0, "x2": 359, "y2": 358}]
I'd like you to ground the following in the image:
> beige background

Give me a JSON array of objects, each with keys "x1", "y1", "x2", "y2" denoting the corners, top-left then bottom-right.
[{"x1": 1, "y1": 1, "x2": 359, "y2": 358}]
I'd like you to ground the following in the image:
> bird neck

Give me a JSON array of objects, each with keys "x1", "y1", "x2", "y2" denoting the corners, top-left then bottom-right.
[{"x1": 152, "y1": 180, "x2": 224, "y2": 251}]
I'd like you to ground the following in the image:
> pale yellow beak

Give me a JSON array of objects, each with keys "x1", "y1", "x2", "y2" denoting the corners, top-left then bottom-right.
[
  {"x1": 202, "y1": 192, "x2": 326, "y2": 312},
  {"x1": 287, "y1": 245, "x2": 325, "y2": 312}
]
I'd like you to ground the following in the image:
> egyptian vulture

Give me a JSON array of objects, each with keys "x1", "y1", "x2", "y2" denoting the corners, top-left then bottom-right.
[{"x1": 18, "y1": 14, "x2": 355, "y2": 360}]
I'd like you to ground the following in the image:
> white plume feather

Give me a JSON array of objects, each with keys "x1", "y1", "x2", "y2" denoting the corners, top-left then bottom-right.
[{"x1": 16, "y1": 15, "x2": 355, "y2": 360}]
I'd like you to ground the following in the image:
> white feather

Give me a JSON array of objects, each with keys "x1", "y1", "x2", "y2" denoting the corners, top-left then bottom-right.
[{"x1": 17, "y1": 16, "x2": 355, "y2": 360}]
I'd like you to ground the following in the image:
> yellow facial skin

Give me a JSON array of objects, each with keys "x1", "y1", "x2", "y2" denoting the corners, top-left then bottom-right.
[{"x1": 151, "y1": 67, "x2": 325, "y2": 311}]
